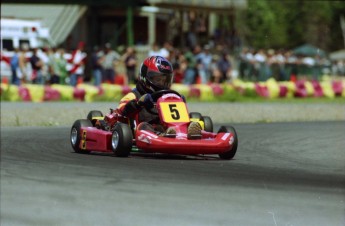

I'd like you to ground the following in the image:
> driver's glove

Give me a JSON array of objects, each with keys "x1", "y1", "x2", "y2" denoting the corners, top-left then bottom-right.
[{"x1": 137, "y1": 94, "x2": 154, "y2": 109}]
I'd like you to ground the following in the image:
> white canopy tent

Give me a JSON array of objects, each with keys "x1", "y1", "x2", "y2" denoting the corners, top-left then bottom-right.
[{"x1": 330, "y1": 49, "x2": 345, "y2": 61}]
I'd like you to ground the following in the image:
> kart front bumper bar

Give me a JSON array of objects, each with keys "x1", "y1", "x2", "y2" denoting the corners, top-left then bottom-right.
[{"x1": 135, "y1": 130, "x2": 235, "y2": 155}]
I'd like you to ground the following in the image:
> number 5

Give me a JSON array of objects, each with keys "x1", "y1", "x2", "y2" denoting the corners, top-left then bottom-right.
[{"x1": 169, "y1": 104, "x2": 180, "y2": 120}]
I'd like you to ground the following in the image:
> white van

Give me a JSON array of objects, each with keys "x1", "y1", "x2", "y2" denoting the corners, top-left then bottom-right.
[
  {"x1": 1, "y1": 18, "x2": 51, "y2": 78},
  {"x1": 1, "y1": 18, "x2": 51, "y2": 50}
]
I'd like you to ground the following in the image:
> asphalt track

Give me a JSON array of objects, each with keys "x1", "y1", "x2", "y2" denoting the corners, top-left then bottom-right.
[{"x1": 1, "y1": 122, "x2": 344, "y2": 226}]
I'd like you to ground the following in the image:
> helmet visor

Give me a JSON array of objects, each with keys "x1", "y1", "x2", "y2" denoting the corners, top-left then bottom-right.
[{"x1": 147, "y1": 71, "x2": 173, "y2": 90}]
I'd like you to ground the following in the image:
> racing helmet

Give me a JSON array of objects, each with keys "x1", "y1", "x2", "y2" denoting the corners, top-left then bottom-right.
[{"x1": 139, "y1": 56, "x2": 174, "y2": 93}]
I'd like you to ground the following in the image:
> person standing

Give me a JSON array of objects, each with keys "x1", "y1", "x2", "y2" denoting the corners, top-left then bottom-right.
[
  {"x1": 49, "y1": 48, "x2": 68, "y2": 84},
  {"x1": 10, "y1": 48, "x2": 20, "y2": 85},
  {"x1": 183, "y1": 47, "x2": 197, "y2": 85},
  {"x1": 47, "y1": 48, "x2": 59, "y2": 84},
  {"x1": 102, "y1": 43, "x2": 120, "y2": 84},
  {"x1": 91, "y1": 46, "x2": 104, "y2": 86},
  {"x1": 254, "y1": 49, "x2": 267, "y2": 81},
  {"x1": 195, "y1": 45, "x2": 212, "y2": 84},
  {"x1": 159, "y1": 41, "x2": 172, "y2": 60},
  {"x1": 122, "y1": 46, "x2": 137, "y2": 84},
  {"x1": 217, "y1": 52, "x2": 232, "y2": 83},
  {"x1": 210, "y1": 55, "x2": 222, "y2": 83},
  {"x1": 18, "y1": 44, "x2": 30, "y2": 84},
  {"x1": 37, "y1": 47, "x2": 50, "y2": 84},
  {"x1": 148, "y1": 43, "x2": 161, "y2": 57},
  {"x1": 67, "y1": 42, "x2": 87, "y2": 86},
  {"x1": 57, "y1": 48, "x2": 69, "y2": 85},
  {"x1": 30, "y1": 48, "x2": 44, "y2": 84}
]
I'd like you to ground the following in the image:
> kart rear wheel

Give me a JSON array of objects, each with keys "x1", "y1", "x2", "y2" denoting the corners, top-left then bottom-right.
[
  {"x1": 70, "y1": 119, "x2": 92, "y2": 153},
  {"x1": 87, "y1": 110, "x2": 103, "y2": 126},
  {"x1": 218, "y1": 126, "x2": 238, "y2": 160},
  {"x1": 112, "y1": 123, "x2": 133, "y2": 157},
  {"x1": 189, "y1": 112, "x2": 202, "y2": 120},
  {"x1": 202, "y1": 116, "x2": 213, "y2": 132}
]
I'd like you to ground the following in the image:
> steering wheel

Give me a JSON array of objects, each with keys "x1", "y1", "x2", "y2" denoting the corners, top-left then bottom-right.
[{"x1": 145, "y1": 90, "x2": 182, "y2": 115}]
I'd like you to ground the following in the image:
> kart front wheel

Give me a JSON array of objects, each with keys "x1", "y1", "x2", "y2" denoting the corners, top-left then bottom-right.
[
  {"x1": 111, "y1": 123, "x2": 133, "y2": 157},
  {"x1": 218, "y1": 126, "x2": 238, "y2": 160},
  {"x1": 70, "y1": 119, "x2": 92, "y2": 153},
  {"x1": 189, "y1": 112, "x2": 202, "y2": 120},
  {"x1": 202, "y1": 116, "x2": 213, "y2": 132}
]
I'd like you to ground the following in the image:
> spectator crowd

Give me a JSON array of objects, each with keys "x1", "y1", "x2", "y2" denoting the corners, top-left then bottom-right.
[{"x1": 3, "y1": 41, "x2": 344, "y2": 87}]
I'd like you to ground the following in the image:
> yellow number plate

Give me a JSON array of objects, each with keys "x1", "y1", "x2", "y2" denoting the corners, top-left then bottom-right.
[{"x1": 160, "y1": 102, "x2": 189, "y2": 123}]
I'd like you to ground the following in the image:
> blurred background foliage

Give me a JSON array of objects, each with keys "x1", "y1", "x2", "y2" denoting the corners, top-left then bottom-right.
[{"x1": 235, "y1": 0, "x2": 344, "y2": 51}]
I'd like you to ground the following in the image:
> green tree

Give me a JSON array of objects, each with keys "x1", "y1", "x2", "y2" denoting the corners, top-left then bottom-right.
[
  {"x1": 329, "y1": 1, "x2": 345, "y2": 51},
  {"x1": 237, "y1": 0, "x2": 344, "y2": 51},
  {"x1": 242, "y1": 0, "x2": 279, "y2": 48},
  {"x1": 299, "y1": 1, "x2": 333, "y2": 50}
]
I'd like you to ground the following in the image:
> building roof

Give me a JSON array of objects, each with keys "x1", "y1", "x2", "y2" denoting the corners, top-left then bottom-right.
[{"x1": 147, "y1": 0, "x2": 247, "y2": 10}]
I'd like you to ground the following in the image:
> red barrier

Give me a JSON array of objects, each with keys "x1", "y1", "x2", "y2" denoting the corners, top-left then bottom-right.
[
  {"x1": 18, "y1": 86, "x2": 32, "y2": 101},
  {"x1": 73, "y1": 88, "x2": 85, "y2": 101},
  {"x1": 332, "y1": 81, "x2": 343, "y2": 96},
  {"x1": 43, "y1": 86, "x2": 61, "y2": 101},
  {"x1": 311, "y1": 80, "x2": 323, "y2": 97},
  {"x1": 189, "y1": 86, "x2": 201, "y2": 98},
  {"x1": 294, "y1": 80, "x2": 308, "y2": 98},
  {"x1": 211, "y1": 84, "x2": 224, "y2": 96},
  {"x1": 255, "y1": 83, "x2": 269, "y2": 98},
  {"x1": 279, "y1": 85, "x2": 288, "y2": 97},
  {"x1": 122, "y1": 86, "x2": 132, "y2": 95}
]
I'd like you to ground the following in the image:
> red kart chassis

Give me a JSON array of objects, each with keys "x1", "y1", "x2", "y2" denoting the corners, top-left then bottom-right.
[
  {"x1": 71, "y1": 90, "x2": 238, "y2": 159},
  {"x1": 78, "y1": 126, "x2": 235, "y2": 155}
]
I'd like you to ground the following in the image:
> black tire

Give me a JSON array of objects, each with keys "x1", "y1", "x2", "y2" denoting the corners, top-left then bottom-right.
[
  {"x1": 70, "y1": 119, "x2": 92, "y2": 153},
  {"x1": 202, "y1": 116, "x2": 213, "y2": 132},
  {"x1": 189, "y1": 112, "x2": 202, "y2": 120},
  {"x1": 218, "y1": 126, "x2": 238, "y2": 160},
  {"x1": 87, "y1": 110, "x2": 103, "y2": 126},
  {"x1": 111, "y1": 123, "x2": 133, "y2": 157}
]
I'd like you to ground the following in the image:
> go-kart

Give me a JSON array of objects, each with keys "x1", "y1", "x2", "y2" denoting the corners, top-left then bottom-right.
[{"x1": 70, "y1": 90, "x2": 238, "y2": 159}]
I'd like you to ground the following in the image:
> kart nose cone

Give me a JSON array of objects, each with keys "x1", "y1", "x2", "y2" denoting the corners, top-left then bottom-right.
[
  {"x1": 71, "y1": 128, "x2": 78, "y2": 145},
  {"x1": 112, "y1": 131, "x2": 119, "y2": 149}
]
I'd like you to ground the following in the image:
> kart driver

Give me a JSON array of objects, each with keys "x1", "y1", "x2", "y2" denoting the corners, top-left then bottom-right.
[{"x1": 115, "y1": 55, "x2": 202, "y2": 137}]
